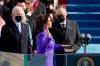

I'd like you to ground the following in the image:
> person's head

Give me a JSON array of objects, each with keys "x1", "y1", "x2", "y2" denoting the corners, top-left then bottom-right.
[
  {"x1": 16, "y1": 1, "x2": 26, "y2": 10},
  {"x1": 49, "y1": 4, "x2": 54, "y2": 11},
  {"x1": 25, "y1": 1, "x2": 33, "y2": 14},
  {"x1": 0, "y1": 0, "x2": 3, "y2": 5},
  {"x1": 35, "y1": 14, "x2": 52, "y2": 35},
  {"x1": 49, "y1": 13, "x2": 54, "y2": 22},
  {"x1": 56, "y1": 5, "x2": 67, "y2": 23},
  {"x1": 4, "y1": 0, "x2": 10, "y2": 5},
  {"x1": 12, "y1": 6, "x2": 26, "y2": 23}
]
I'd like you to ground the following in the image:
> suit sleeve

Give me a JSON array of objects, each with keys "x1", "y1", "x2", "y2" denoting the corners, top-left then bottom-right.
[
  {"x1": 54, "y1": 44, "x2": 63, "y2": 52},
  {"x1": 72, "y1": 23, "x2": 81, "y2": 52}
]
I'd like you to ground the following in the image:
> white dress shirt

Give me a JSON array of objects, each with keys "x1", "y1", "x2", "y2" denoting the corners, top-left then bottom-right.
[
  {"x1": 14, "y1": 21, "x2": 22, "y2": 34},
  {"x1": 60, "y1": 22, "x2": 66, "y2": 28}
]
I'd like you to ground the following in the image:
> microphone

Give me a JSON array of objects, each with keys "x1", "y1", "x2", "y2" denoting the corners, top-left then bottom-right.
[
  {"x1": 80, "y1": 33, "x2": 85, "y2": 45},
  {"x1": 86, "y1": 34, "x2": 91, "y2": 44}
]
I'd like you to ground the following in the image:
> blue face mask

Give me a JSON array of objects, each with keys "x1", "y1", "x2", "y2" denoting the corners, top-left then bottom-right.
[{"x1": 15, "y1": 16, "x2": 22, "y2": 22}]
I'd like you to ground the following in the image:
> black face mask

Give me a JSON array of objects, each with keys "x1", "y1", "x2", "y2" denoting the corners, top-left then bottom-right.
[
  {"x1": 15, "y1": 16, "x2": 22, "y2": 22},
  {"x1": 57, "y1": 14, "x2": 65, "y2": 23}
]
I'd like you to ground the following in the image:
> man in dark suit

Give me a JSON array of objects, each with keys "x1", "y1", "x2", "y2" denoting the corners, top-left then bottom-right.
[
  {"x1": 50, "y1": 6, "x2": 81, "y2": 66},
  {"x1": 0, "y1": 6, "x2": 32, "y2": 54},
  {"x1": 50, "y1": 6, "x2": 81, "y2": 53},
  {"x1": 16, "y1": 0, "x2": 36, "y2": 53}
]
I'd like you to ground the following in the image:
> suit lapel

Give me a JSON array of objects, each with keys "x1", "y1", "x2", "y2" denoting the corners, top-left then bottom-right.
[
  {"x1": 21, "y1": 23, "x2": 28, "y2": 41},
  {"x1": 20, "y1": 23, "x2": 25, "y2": 53},
  {"x1": 21, "y1": 23, "x2": 26, "y2": 38},
  {"x1": 11, "y1": 21, "x2": 21, "y2": 36},
  {"x1": 54, "y1": 23, "x2": 65, "y2": 36},
  {"x1": 64, "y1": 19, "x2": 71, "y2": 44},
  {"x1": 65, "y1": 19, "x2": 70, "y2": 37}
]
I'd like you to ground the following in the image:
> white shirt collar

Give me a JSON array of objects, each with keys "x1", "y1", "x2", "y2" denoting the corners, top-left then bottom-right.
[
  {"x1": 13, "y1": 20, "x2": 22, "y2": 33},
  {"x1": 13, "y1": 20, "x2": 21, "y2": 25},
  {"x1": 27, "y1": 11, "x2": 32, "y2": 16},
  {"x1": 13, "y1": 19, "x2": 21, "y2": 26},
  {"x1": 60, "y1": 22, "x2": 66, "y2": 25}
]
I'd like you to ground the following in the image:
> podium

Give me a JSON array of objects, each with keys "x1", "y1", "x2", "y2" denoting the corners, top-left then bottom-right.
[
  {"x1": 0, "y1": 51, "x2": 100, "y2": 66},
  {"x1": 29, "y1": 54, "x2": 100, "y2": 66},
  {"x1": 66, "y1": 54, "x2": 100, "y2": 66}
]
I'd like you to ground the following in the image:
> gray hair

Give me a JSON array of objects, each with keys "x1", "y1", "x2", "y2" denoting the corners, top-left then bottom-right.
[
  {"x1": 12, "y1": 6, "x2": 27, "y2": 23},
  {"x1": 12, "y1": 6, "x2": 24, "y2": 15}
]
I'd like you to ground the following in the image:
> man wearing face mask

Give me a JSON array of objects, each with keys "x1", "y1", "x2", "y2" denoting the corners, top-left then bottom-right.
[
  {"x1": 0, "y1": 6, "x2": 32, "y2": 54},
  {"x1": 49, "y1": 5, "x2": 81, "y2": 66},
  {"x1": 50, "y1": 6, "x2": 81, "y2": 53}
]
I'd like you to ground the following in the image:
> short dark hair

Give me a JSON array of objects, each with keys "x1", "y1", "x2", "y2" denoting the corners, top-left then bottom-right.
[{"x1": 35, "y1": 14, "x2": 49, "y2": 35}]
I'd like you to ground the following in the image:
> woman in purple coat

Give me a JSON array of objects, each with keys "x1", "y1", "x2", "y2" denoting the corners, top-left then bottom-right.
[{"x1": 35, "y1": 14, "x2": 66, "y2": 66}]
